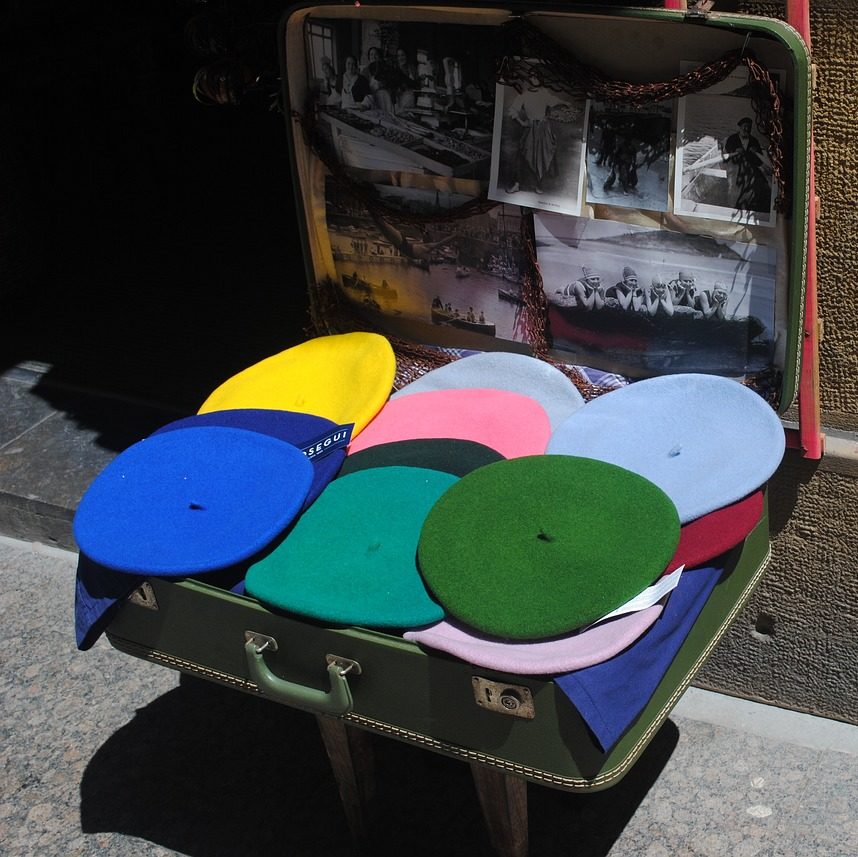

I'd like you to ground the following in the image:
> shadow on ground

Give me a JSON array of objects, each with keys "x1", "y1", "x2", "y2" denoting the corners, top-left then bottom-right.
[
  {"x1": 80, "y1": 675, "x2": 679, "y2": 857},
  {"x1": 2, "y1": 1, "x2": 309, "y2": 421}
]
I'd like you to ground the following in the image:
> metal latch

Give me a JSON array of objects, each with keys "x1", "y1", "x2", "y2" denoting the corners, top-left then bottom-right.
[
  {"x1": 472, "y1": 677, "x2": 535, "y2": 720},
  {"x1": 685, "y1": 0, "x2": 715, "y2": 18},
  {"x1": 127, "y1": 581, "x2": 159, "y2": 610},
  {"x1": 245, "y1": 631, "x2": 278, "y2": 652},
  {"x1": 325, "y1": 654, "x2": 362, "y2": 676}
]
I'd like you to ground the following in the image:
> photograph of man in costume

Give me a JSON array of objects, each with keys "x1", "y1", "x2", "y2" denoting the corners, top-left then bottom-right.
[
  {"x1": 490, "y1": 73, "x2": 588, "y2": 215},
  {"x1": 721, "y1": 116, "x2": 773, "y2": 213},
  {"x1": 504, "y1": 90, "x2": 557, "y2": 196}
]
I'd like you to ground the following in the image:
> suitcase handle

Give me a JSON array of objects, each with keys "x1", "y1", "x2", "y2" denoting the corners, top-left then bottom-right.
[{"x1": 244, "y1": 636, "x2": 355, "y2": 716}]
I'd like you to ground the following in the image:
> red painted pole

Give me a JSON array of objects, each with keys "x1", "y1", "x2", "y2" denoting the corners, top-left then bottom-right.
[{"x1": 785, "y1": 0, "x2": 824, "y2": 458}]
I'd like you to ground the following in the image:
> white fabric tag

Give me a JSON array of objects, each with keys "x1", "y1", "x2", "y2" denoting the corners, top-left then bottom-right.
[{"x1": 585, "y1": 566, "x2": 684, "y2": 629}]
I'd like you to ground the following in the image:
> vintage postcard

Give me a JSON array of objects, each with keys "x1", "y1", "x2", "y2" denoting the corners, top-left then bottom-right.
[
  {"x1": 534, "y1": 212, "x2": 778, "y2": 376},
  {"x1": 306, "y1": 17, "x2": 496, "y2": 180},
  {"x1": 488, "y1": 74, "x2": 588, "y2": 217},
  {"x1": 325, "y1": 177, "x2": 530, "y2": 344},
  {"x1": 673, "y1": 63, "x2": 781, "y2": 227},
  {"x1": 585, "y1": 100, "x2": 673, "y2": 213}
]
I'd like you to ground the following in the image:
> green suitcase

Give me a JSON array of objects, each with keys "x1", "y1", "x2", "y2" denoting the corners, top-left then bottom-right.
[
  {"x1": 106, "y1": 507, "x2": 771, "y2": 790},
  {"x1": 99, "y1": 3, "x2": 815, "y2": 852}
]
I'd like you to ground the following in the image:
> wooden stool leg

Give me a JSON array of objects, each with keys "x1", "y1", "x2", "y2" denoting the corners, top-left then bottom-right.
[
  {"x1": 470, "y1": 763, "x2": 529, "y2": 857},
  {"x1": 315, "y1": 715, "x2": 376, "y2": 842}
]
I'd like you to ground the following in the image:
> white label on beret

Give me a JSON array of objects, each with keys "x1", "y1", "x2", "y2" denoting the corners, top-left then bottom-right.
[
  {"x1": 300, "y1": 424, "x2": 354, "y2": 460},
  {"x1": 584, "y1": 566, "x2": 684, "y2": 629}
]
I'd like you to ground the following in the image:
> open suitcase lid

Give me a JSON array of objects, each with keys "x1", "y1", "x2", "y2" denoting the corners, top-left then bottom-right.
[{"x1": 276, "y1": 2, "x2": 814, "y2": 424}]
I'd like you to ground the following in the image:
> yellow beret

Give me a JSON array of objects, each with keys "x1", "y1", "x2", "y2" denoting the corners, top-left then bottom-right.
[{"x1": 198, "y1": 332, "x2": 395, "y2": 436}]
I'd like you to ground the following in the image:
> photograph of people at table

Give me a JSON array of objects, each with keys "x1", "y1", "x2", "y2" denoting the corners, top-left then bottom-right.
[{"x1": 305, "y1": 18, "x2": 496, "y2": 179}]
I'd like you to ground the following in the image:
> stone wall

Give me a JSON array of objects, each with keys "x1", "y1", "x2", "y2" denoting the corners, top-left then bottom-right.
[{"x1": 697, "y1": 0, "x2": 858, "y2": 723}]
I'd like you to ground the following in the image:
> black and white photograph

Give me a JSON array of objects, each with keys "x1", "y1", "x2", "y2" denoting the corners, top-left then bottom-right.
[
  {"x1": 489, "y1": 75, "x2": 588, "y2": 216},
  {"x1": 534, "y1": 212, "x2": 778, "y2": 375},
  {"x1": 324, "y1": 177, "x2": 530, "y2": 344},
  {"x1": 306, "y1": 18, "x2": 497, "y2": 179},
  {"x1": 585, "y1": 100, "x2": 673, "y2": 212},
  {"x1": 673, "y1": 65, "x2": 780, "y2": 227}
]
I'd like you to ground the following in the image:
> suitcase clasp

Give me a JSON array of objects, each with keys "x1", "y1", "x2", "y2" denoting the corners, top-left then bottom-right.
[
  {"x1": 472, "y1": 677, "x2": 535, "y2": 720},
  {"x1": 127, "y1": 581, "x2": 159, "y2": 611}
]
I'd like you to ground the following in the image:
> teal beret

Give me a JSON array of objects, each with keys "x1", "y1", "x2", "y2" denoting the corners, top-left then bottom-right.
[{"x1": 245, "y1": 467, "x2": 457, "y2": 628}]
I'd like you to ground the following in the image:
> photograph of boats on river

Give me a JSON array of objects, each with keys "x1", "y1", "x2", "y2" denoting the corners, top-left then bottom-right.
[
  {"x1": 674, "y1": 65, "x2": 780, "y2": 227},
  {"x1": 489, "y1": 71, "x2": 588, "y2": 216},
  {"x1": 585, "y1": 101, "x2": 672, "y2": 212},
  {"x1": 306, "y1": 17, "x2": 497, "y2": 179},
  {"x1": 325, "y1": 178, "x2": 529, "y2": 344},
  {"x1": 533, "y1": 212, "x2": 778, "y2": 376}
]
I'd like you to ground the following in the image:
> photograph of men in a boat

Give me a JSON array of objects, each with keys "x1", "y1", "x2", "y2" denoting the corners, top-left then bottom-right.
[
  {"x1": 533, "y1": 212, "x2": 778, "y2": 376},
  {"x1": 305, "y1": 18, "x2": 497, "y2": 179},
  {"x1": 323, "y1": 177, "x2": 529, "y2": 344},
  {"x1": 585, "y1": 101, "x2": 672, "y2": 213},
  {"x1": 673, "y1": 65, "x2": 779, "y2": 227},
  {"x1": 489, "y1": 71, "x2": 588, "y2": 216}
]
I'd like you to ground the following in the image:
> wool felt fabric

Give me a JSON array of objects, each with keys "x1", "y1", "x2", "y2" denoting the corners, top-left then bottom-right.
[
  {"x1": 417, "y1": 456, "x2": 681, "y2": 639},
  {"x1": 338, "y1": 438, "x2": 505, "y2": 479},
  {"x1": 151, "y1": 408, "x2": 350, "y2": 508},
  {"x1": 546, "y1": 374, "x2": 785, "y2": 523},
  {"x1": 665, "y1": 490, "x2": 764, "y2": 575},
  {"x1": 245, "y1": 467, "x2": 457, "y2": 628},
  {"x1": 74, "y1": 556, "x2": 145, "y2": 651},
  {"x1": 403, "y1": 604, "x2": 663, "y2": 675},
  {"x1": 391, "y1": 351, "x2": 586, "y2": 431},
  {"x1": 197, "y1": 332, "x2": 396, "y2": 436},
  {"x1": 74, "y1": 554, "x2": 246, "y2": 651},
  {"x1": 73, "y1": 426, "x2": 314, "y2": 576},
  {"x1": 555, "y1": 564, "x2": 723, "y2": 753},
  {"x1": 347, "y1": 388, "x2": 552, "y2": 460}
]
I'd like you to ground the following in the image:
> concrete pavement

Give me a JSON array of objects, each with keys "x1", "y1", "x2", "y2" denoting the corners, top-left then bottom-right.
[{"x1": 2, "y1": 533, "x2": 857, "y2": 856}]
